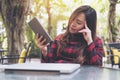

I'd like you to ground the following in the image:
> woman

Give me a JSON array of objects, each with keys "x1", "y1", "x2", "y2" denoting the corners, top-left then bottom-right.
[{"x1": 36, "y1": 5, "x2": 104, "y2": 66}]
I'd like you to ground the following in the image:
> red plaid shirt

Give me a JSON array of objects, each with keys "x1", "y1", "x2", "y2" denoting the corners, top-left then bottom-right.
[{"x1": 42, "y1": 34, "x2": 104, "y2": 66}]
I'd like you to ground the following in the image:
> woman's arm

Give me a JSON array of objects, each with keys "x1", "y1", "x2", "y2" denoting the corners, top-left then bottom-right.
[
  {"x1": 39, "y1": 34, "x2": 63, "y2": 63},
  {"x1": 41, "y1": 40, "x2": 58, "y2": 63},
  {"x1": 36, "y1": 34, "x2": 48, "y2": 57},
  {"x1": 84, "y1": 37, "x2": 104, "y2": 66}
]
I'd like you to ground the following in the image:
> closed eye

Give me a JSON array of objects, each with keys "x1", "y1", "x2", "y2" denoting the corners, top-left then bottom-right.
[{"x1": 76, "y1": 19, "x2": 82, "y2": 25}]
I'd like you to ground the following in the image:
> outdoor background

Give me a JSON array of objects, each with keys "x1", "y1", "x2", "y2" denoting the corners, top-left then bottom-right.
[{"x1": 0, "y1": 0, "x2": 120, "y2": 63}]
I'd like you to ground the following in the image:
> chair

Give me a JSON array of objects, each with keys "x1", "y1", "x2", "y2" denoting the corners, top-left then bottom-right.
[
  {"x1": 0, "y1": 49, "x2": 8, "y2": 64},
  {"x1": 106, "y1": 43, "x2": 120, "y2": 68},
  {"x1": 1, "y1": 42, "x2": 32, "y2": 64},
  {"x1": 18, "y1": 42, "x2": 32, "y2": 63}
]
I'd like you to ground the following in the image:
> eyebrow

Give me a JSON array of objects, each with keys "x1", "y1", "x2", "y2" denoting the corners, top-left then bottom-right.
[{"x1": 76, "y1": 18, "x2": 83, "y2": 23}]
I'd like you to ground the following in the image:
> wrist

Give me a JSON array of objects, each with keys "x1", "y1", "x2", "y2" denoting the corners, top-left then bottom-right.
[
  {"x1": 41, "y1": 47, "x2": 47, "y2": 57},
  {"x1": 42, "y1": 50, "x2": 47, "y2": 57},
  {"x1": 87, "y1": 39, "x2": 93, "y2": 45}
]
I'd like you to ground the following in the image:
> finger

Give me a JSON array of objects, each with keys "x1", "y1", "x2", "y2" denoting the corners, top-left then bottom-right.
[
  {"x1": 85, "y1": 21, "x2": 88, "y2": 29},
  {"x1": 37, "y1": 36, "x2": 43, "y2": 44},
  {"x1": 41, "y1": 38, "x2": 47, "y2": 45},
  {"x1": 46, "y1": 43, "x2": 50, "y2": 46},
  {"x1": 78, "y1": 29, "x2": 87, "y2": 33},
  {"x1": 36, "y1": 33, "x2": 39, "y2": 39},
  {"x1": 82, "y1": 32, "x2": 86, "y2": 36},
  {"x1": 39, "y1": 36, "x2": 44, "y2": 41}
]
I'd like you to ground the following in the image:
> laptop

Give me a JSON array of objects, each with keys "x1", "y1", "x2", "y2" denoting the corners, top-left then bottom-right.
[{"x1": 2, "y1": 63, "x2": 80, "y2": 73}]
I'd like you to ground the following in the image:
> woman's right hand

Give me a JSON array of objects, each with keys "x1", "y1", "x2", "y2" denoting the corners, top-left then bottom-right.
[{"x1": 36, "y1": 33, "x2": 48, "y2": 57}]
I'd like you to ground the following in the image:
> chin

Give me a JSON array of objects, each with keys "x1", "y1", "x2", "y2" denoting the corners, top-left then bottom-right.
[
  {"x1": 69, "y1": 30, "x2": 76, "y2": 33},
  {"x1": 70, "y1": 31, "x2": 78, "y2": 34},
  {"x1": 70, "y1": 32, "x2": 74, "y2": 34}
]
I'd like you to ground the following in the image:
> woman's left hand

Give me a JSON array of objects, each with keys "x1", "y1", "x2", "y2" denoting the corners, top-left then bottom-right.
[{"x1": 78, "y1": 22, "x2": 93, "y2": 45}]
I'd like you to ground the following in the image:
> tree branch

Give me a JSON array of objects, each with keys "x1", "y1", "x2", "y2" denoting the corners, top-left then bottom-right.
[{"x1": 117, "y1": 1, "x2": 120, "y2": 3}]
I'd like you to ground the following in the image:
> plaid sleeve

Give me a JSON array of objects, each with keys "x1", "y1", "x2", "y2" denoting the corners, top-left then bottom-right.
[
  {"x1": 41, "y1": 40, "x2": 58, "y2": 63},
  {"x1": 42, "y1": 34, "x2": 63, "y2": 63},
  {"x1": 85, "y1": 37, "x2": 104, "y2": 66}
]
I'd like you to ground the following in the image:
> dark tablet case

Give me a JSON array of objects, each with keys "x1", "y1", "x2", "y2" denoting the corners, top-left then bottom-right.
[{"x1": 28, "y1": 17, "x2": 52, "y2": 43}]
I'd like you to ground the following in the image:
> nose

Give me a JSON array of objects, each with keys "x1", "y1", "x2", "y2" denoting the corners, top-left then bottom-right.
[{"x1": 72, "y1": 21, "x2": 77, "y2": 28}]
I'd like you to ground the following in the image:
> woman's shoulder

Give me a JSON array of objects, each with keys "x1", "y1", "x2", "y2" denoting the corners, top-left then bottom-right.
[
  {"x1": 54, "y1": 33, "x2": 64, "y2": 40},
  {"x1": 95, "y1": 36, "x2": 102, "y2": 41},
  {"x1": 94, "y1": 36, "x2": 103, "y2": 44},
  {"x1": 49, "y1": 33, "x2": 64, "y2": 45}
]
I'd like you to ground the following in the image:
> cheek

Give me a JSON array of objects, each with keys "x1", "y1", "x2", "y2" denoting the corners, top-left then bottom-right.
[{"x1": 78, "y1": 25, "x2": 85, "y2": 30}]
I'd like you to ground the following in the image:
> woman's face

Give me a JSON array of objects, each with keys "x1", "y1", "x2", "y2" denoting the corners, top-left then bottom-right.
[{"x1": 69, "y1": 13, "x2": 86, "y2": 33}]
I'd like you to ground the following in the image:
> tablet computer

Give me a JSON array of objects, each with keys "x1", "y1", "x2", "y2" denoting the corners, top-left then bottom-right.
[{"x1": 28, "y1": 17, "x2": 52, "y2": 43}]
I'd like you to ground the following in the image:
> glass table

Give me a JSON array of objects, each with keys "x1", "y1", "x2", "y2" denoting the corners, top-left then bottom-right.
[{"x1": 0, "y1": 65, "x2": 120, "y2": 80}]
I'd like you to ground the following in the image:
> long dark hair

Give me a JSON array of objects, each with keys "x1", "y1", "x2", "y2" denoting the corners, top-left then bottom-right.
[
  {"x1": 67, "y1": 5, "x2": 97, "y2": 40},
  {"x1": 57, "y1": 5, "x2": 97, "y2": 64}
]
